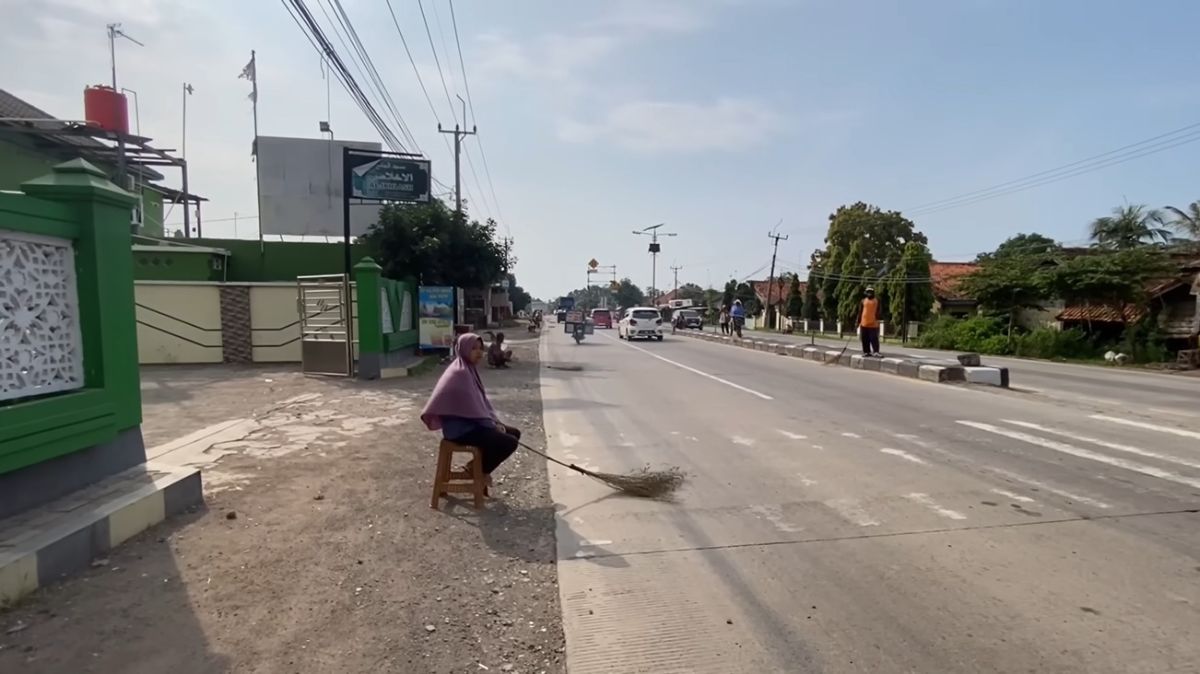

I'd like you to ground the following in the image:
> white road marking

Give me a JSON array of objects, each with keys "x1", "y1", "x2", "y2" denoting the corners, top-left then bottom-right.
[
  {"x1": 841, "y1": 432, "x2": 861, "y2": 439},
  {"x1": 778, "y1": 430, "x2": 807, "y2": 440},
  {"x1": 1004, "y1": 419, "x2": 1200, "y2": 471},
  {"x1": 811, "y1": 444, "x2": 825, "y2": 451},
  {"x1": 579, "y1": 539, "x2": 613, "y2": 547},
  {"x1": 904, "y1": 493, "x2": 967, "y2": 520},
  {"x1": 989, "y1": 488, "x2": 1035, "y2": 503},
  {"x1": 959, "y1": 421, "x2": 1200, "y2": 491},
  {"x1": 687, "y1": 436, "x2": 699, "y2": 442},
  {"x1": 732, "y1": 436, "x2": 756, "y2": 446},
  {"x1": 796, "y1": 474, "x2": 818, "y2": 486},
  {"x1": 605, "y1": 334, "x2": 774, "y2": 400},
  {"x1": 559, "y1": 432, "x2": 581, "y2": 448},
  {"x1": 880, "y1": 447, "x2": 926, "y2": 464},
  {"x1": 1090, "y1": 414, "x2": 1200, "y2": 441},
  {"x1": 748, "y1": 504, "x2": 804, "y2": 533},
  {"x1": 826, "y1": 498, "x2": 880, "y2": 526},
  {"x1": 893, "y1": 432, "x2": 1112, "y2": 509}
]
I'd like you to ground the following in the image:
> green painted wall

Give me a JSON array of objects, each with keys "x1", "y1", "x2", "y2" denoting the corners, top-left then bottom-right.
[
  {"x1": 2, "y1": 136, "x2": 166, "y2": 238},
  {"x1": 190, "y1": 238, "x2": 368, "y2": 282},
  {"x1": 1, "y1": 160, "x2": 143, "y2": 475},
  {"x1": 132, "y1": 248, "x2": 224, "y2": 282}
]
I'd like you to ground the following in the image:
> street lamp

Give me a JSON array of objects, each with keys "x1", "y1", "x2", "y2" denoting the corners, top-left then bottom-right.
[
  {"x1": 632, "y1": 223, "x2": 677, "y2": 306},
  {"x1": 319, "y1": 120, "x2": 334, "y2": 139}
]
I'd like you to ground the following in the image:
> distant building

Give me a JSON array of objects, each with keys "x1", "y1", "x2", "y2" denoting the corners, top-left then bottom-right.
[{"x1": 929, "y1": 262, "x2": 980, "y2": 317}]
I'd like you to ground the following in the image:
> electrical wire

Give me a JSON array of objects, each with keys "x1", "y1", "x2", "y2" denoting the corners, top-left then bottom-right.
[
  {"x1": 906, "y1": 124, "x2": 1200, "y2": 216},
  {"x1": 449, "y1": 0, "x2": 508, "y2": 234}
]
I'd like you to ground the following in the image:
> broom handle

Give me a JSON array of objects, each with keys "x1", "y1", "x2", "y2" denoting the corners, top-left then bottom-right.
[{"x1": 516, "y1": 439, "x2": 594, "y2": 477}]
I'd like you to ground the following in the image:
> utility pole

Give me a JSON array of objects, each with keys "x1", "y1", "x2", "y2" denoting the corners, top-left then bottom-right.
[
  {"x1": 670, "y1": 264, "x2": 683, "y2": 298},
  {"x1": 106, "y1": 23, "x2": 143, "y2": 187},
  {"x1": 438, "y1": 95, "x2": 476, "y2": 216},
  {"x1": 765, "y1": 228, "x2": 789, "y2": 330},
  {"x1": 632, "y1": 223, "x2": 677, "y2": 306}
]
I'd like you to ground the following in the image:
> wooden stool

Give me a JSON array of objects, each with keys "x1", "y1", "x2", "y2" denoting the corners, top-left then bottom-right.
[{"x1": 430, "y1": 440, "x2": 488, "y2": 509}]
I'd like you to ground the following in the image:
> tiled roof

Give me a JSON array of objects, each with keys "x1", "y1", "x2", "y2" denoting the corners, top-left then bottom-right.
[
  {"x1": 0, "y1": 88, "x2": 105, "y2": 150},
  {"x1": 1057, "y1": 305, "x2": 1146, "y2": 323},
  {"x1": 929, "y1": 262, "x2": 978, "y2": 301},
  {"x1": 752, "y1": 278, "x2": 798, "y2": 307}
]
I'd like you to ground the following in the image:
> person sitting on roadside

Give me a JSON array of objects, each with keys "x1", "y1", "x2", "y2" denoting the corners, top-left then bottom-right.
[
  {"x1": 730, "y1": 299, "x2": 746, "y2": 338},
  {"x1": 487, "y1": 332, "x2": 514, "y2": 368},
  {"x1": 421, "y1": 333, "x2": 521, "y2": 488}
]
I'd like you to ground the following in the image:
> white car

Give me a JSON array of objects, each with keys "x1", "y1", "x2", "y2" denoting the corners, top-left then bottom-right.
[{"x1": 618, "y1": 307, "x2": 664, "y2": 341}]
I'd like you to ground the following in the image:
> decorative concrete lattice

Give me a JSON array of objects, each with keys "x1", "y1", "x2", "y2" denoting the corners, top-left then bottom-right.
[
  {"x1": 380, "y1": 286, "x2": 393, "y2": 333},
  {"x1": 0, "y1": 229, "x2": 84, "y2": 402}
]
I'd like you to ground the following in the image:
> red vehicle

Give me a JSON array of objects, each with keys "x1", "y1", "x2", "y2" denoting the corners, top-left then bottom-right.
[{"x1": 591, "y1": 308, "x2": 613, "y2": 329}]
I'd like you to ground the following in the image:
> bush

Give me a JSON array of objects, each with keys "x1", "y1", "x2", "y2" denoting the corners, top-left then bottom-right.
[
  {"x1": 1012, "y1": 327, "x2": 1097, "y2": 360},
  {"x1": 917, "y1": 315, "x2": 1007, "y2": 353}
]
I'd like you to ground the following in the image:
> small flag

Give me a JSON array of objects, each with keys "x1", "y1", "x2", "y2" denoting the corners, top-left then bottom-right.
[{"x1": 238, "y1": 55, "x2": 256, "y2": 82}]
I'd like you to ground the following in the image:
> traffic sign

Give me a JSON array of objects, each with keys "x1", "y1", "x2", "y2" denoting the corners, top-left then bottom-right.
[{"x1": 588, "y1": 258, "x2": 599, "y2": 269}]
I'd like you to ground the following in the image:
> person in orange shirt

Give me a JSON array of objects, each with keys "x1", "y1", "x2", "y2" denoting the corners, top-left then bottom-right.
[{"x1": 858, "y1": 287, "x2": 881, "y2": 357}]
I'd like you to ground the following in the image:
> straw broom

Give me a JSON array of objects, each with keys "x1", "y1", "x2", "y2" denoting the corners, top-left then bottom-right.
[{"x1": 517, "y1": 440, "x2": 686, "y2": 499}]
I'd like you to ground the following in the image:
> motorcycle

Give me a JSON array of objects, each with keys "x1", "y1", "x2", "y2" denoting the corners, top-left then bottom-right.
[{"x1": 572, "y1": 323, "x2": 585, "y2": 344}]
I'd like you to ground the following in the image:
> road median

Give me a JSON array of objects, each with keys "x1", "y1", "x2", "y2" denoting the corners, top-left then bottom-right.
[{"x1": 676, "y1": 330, "x2": 1009, "y2": 388}]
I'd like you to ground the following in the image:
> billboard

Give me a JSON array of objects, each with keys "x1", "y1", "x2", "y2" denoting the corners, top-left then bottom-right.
[
  {"x1": 345, "y1": 150, "x2": 431, "y2": 203},
  {"x1": 257, "y1": 135, "x2": 383, "y2": 238},
  {"x1": 418, "y1": 286, "x2": 455, "y2": 350}
]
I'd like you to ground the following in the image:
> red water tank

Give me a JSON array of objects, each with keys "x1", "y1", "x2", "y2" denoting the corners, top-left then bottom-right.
[{"x1": 83, "y1": 85, "x2": 129, "y2": 135}]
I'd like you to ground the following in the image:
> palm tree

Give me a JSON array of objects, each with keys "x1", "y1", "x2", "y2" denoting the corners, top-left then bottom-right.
[
  {"x1": 1089, "y1": 204, "x2": 1172, "y2": 249},
  {"x1": 1163, "y1": 200, "x2": 1200, "y2": 242}
]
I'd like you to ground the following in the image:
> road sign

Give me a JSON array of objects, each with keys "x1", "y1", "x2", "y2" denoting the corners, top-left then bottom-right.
[
  {"x1": 588, "y1": 258, "x2": 599, "y2": 269},
  {"x1": 345, "y1": 149, "x2": 431, "y2": 203}
]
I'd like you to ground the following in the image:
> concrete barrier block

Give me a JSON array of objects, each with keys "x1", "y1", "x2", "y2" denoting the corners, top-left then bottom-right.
[
  {"x1": 862, "y1": 356, "x2": 882, "y2": 372},
  {"x1": 965, "y1": 366, "x2": 1008, "y2": 387},
  {"x1": 785, "y1": 345, "x2": 802, "y2": 357},
  {"x1": 850, "y1": 354, "x2": 865, "y2": 369},
  {"x1": 823, "y1": 350, "x2": 842, "y2": 363},
  {"x1": 918, "y1": 364, "x2": 966, "y2": 382},
  {"x1": 880, "y1": 357, "x2": 903, "y2": 374},
  {"x1": 802, "y1": 347, "x2": 820, "y2": 361},
  {"x1": 957, "y1": 352, "x2": 982, "y2": 367},
  {"x1": 897, "y1": 360, "x2": 922, "y2": 378},
  {"x1": 838, "y1": 351, "x2": 854, "y2": 366}
]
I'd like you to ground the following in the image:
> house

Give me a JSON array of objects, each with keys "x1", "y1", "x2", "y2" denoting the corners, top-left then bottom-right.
[
  {"x1": 1056, "y1": 260, "x2": 1200, "y2": 348},
  {"x1": 0, "y1": 88, "x2": 203, "y2": 237},
  {"x1": 929, "y1": 262, "x2": 979, "y2": 317}
]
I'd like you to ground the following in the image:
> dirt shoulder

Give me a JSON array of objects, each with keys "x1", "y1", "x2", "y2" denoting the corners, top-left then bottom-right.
[{"x1": 1, "y1": 339, "x2": 564, "y2": 674}]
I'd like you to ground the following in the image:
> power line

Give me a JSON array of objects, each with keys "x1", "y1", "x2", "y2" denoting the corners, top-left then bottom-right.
[
  {"x1": 280, "y1": 0, "x2": 408, "y2": 153},
  {"x1": 449, "y1": 0, "x2": 507, "y2": 234},
  {"x1": 906, "y1": 123, "x2": 1200, "y2": 216}
]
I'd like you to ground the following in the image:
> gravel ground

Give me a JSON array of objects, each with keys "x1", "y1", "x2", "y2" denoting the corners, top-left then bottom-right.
[{"x1": 0, "y1": 339, "x2": 565, "y2": 674}]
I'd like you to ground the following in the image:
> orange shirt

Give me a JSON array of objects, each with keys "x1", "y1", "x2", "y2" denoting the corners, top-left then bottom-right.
[{"x1": 860, "y1": 298, "x2": 879, "y2": 328}]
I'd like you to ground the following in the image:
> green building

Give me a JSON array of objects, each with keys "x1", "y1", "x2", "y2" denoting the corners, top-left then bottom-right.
[{"x1": 0, "y1": 88, "x2": 202, "y2": 238}]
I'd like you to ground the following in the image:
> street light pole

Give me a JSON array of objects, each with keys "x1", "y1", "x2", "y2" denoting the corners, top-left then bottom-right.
[{"x1": 632, "y1": 223, "x2": 677, "y2": 306}]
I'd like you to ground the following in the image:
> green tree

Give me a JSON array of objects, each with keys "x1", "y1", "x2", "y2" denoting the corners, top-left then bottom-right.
[
  {"x1": 1049, "y1": 247, "x2": 1173, "y2": 329},
  {"x1": 819, "y1": 247, "x2": 841, "y2": 322},
  {"x1": 836, "y1": 240, "x2": 868, "y2": 327},
  {"x1": 887, "y1": 241, "x2": 935, "y2": 341},
  {"x1": 785, "y1": 274, "x2": 804, "y2": 318},
  {"x1": 1089, "y1": 204, "x2": 1171, "y2": 250},
  {"x1": 506, "y1": 274, "x2": 532, "y2": 313},
  {"x1": 818, "y1": 203, "x2": 925, "y2": 327},
  {"x1": 569, "y1": 285, "x2": 607, "y2": 311},
  {"x1": 1163, "y1": 200, "x2": 1200, "y2": 244},
  {"x1": 963, "y1": 234, "x2": 1060, "y2": 345},
  {"x1": 362, "y1": 200, "x2": 506, "y2": 288},
  {"x1": 802, "y1": 271, "x2": 821, "y2": 321},
  {"x1": 613, "y1": 278, "x2": 646, "y2": 308},
  {"x1": 735, "y1": 282, "x2": 760, "y2": 316},
  {"x1": 721, "y1": 279, "x2": 737, "y2": 310},
  {"x1": 677, "y1": 283, "x2": 706, "y2": 303}
]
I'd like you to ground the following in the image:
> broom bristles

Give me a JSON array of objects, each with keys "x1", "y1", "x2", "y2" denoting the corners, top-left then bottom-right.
[{"x1": 585, "y1": 465, "x2": 687, "y2": 499}]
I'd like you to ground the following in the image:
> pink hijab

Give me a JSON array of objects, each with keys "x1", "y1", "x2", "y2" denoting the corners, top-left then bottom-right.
[{"x1": 420, "y1": 333, "x2": 497, "y2": 431}]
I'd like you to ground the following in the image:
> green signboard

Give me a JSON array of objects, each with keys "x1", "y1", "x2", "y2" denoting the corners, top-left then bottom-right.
[{"x1": 345, "y1": 150, "x2": 431, "y2": 203}]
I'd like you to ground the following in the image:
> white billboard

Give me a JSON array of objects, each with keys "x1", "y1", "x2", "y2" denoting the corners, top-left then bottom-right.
[{"x1": 257, "y1": 135, "x2": 384, "y2": 238}]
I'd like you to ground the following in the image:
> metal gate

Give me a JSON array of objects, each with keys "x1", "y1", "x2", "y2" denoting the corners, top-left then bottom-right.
[{"x1": 297, "y1": 274, "x2": 355, "y2": 376}]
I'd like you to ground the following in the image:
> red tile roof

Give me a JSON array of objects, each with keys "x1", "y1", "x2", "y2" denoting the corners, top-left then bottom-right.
[
  {"x1": 929, "y1": 262, "x2": 978, "y2": 301},
  {"x1": 752, "y1": 279, "x2": 801, "y2": 307},
  {"x1": 1057, "y1": 305, "x2": 1146, "y2": 323}
]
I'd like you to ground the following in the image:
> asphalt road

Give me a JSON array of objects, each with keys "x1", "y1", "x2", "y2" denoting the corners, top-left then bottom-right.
[
  {"x1": 731, "y1": 328, "x2": 1200, "y2": 413},
  {"x1": 539, "y1": 327, "x2": 1200, "y2": 673}
]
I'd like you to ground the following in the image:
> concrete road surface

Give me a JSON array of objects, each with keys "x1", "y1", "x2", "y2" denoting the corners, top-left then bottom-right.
[
  {"x1": 540, "y1": 329, "x2": 1200, "y2": 673},
  {"x1": 738, "y1": 328, "x2": 1199, "y2": 413}
]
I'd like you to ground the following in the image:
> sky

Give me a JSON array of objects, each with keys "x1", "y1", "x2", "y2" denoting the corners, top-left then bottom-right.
[{"x1": 4, "y1": 0, "x2": 1200, "y2": 300}]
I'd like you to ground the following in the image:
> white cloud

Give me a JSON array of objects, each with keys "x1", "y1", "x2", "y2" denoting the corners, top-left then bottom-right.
[
  {"x1": 556, "y1": 98, "x2": 781, "y2": 153},
  {"x1": 476, "y1": 32, "x2": 619, "y2": 84}
]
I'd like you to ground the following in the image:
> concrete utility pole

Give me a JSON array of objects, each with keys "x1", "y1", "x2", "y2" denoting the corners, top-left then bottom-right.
[
  {"x1": 765, "y1": 228, "x2": 789, "y2": 330},
  {"x1": 671, "y1": 264, "x2": 683, "y2": 298},
  {"x1": 632, "y1": 223, "x2": 677, "y2": 306},
  {"x1": 438, "y1": 95, "x2": 476, "y2": 216}
]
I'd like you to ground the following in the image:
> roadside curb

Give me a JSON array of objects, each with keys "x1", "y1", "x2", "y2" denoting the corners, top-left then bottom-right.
[
  {"x1": 676, "y1": 330, "x2": 1009, "y2": 388},
  {"x1": 0, "y1": 462, "x2": 202, "y2": 607}
]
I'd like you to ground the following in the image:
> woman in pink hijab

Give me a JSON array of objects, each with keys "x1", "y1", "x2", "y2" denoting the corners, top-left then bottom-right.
[{"x1": 421, "y1": 333, "x2": 521, "y2": 486}]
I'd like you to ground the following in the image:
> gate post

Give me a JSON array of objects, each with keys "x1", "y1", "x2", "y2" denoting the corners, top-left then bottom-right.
[{"x1": 355, "y1": 257, "x2": 384, "y2": 380}]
